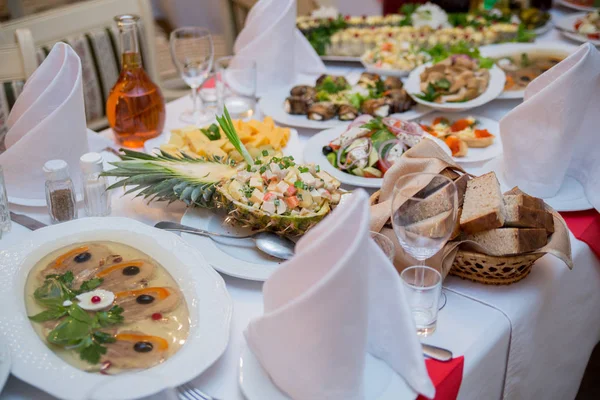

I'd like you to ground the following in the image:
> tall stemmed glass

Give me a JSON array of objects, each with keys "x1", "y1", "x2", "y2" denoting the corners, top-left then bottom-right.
[{"x1": 169, "y1": 27, "x2": 214, "y2": 124}]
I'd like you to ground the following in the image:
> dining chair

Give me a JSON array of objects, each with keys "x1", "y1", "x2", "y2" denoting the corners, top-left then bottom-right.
[{"x1": 0, "y1": 0, "x2": 184, "y2": 132}]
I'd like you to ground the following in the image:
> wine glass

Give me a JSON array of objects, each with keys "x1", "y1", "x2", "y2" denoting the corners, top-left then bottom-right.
[{"x1": 170, "y1": 27, "x2": 214, "y2": 124}]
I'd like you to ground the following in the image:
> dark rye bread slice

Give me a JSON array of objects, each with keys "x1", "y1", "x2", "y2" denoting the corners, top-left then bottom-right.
[
  {"x1": 460, "y1": 172, "x2": 506, "y2": 234},
  {"x1": 504, "y1": 203, "x2": 555, "y2": 233},
  {"x1": 465, "y1": 228, "x2": 548, "y2": 256}
]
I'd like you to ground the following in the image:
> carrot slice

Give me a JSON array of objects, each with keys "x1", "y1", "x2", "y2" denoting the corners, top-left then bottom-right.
[
  {"x1": 114, "y1": 287, "x2": 171, "y2": 300},
  {"x1": 115, "y1": 333, "x2": 169, "y2": 351},
  {"x1": 52, "y1": 246, "x2": 90, "y2": 268},
  {"x1": 97, "y1": 261, "x2": 145, "y2": 277},
  {"x1": 504, "y1": 75, "x2": 515, "y2": 90}
]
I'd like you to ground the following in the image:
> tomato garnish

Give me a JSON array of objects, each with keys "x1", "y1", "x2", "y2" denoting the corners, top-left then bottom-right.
[
  {"x1": 574, "y1": 21, "x2": 582, "y2": 30},
  {"x1": 115, "y1": 287, "x2": 171, "y2": 300},
  {"x1": 381, "y1": 42, "x2": 393, "y2": 51},
  {"x1": 474, "y1": 129, "x2": 493, "y2": 138},
  {"x1": 115, "y1": 333, "x2": 169, "y2": 351},
  {"x1": 589, "y1": 33, "x2": 600, "y2": 40},
  {"x1": 450, "y1": 119, "x2": 474, "y2": 132}
]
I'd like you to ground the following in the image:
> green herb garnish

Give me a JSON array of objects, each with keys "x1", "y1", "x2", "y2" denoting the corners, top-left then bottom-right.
[
  {"x1": 415, "y1": 83, "x2": 441, "y2": 102},
  {"x1": 200, "y1": 123, "x2": 221, "y2": 140},
  {"x1": 298, "y1": 166, "x2": 309, "y2": 173},
  {"x1": 216, "y1": 107, "x2": 253, "y2": 165}
]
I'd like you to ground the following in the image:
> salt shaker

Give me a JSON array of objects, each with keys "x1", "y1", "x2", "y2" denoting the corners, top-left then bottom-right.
[
  {"x1": 80, "y1": 152, "x2": 111, "y2": 217},
  {"x1": 44, "y1": 160, "x2": 77, "y2": 224}
]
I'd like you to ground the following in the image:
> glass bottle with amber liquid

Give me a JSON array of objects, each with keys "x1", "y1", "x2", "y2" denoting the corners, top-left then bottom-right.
[{"x1": 107, "y1": 14, "x2": 165, "y2": 148}]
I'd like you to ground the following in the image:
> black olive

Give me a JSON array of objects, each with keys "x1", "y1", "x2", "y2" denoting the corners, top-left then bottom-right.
[
  {"x1": 322, "y1": 146, "x2": 333, "y2": 155},
  {"x1": 133, "y1": 342, "x2": 153, "y2": 353},
  {"x1": 122, "y1": 266, "x2": 140, "y2": 276},
  {"x1": 136, "y1": 294, "x2": 155, "y2": 304},
  {"x1": 520, "y1": 76, "x2": 531, "y2": 82},
  {"x1": 74, "y1": 252, "x2": 92, "y2": 263}
]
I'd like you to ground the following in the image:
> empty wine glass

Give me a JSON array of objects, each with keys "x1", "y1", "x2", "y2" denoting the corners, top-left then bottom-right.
[{"x1": 170, "y1": 27, "x2": 214, "y2": 124}]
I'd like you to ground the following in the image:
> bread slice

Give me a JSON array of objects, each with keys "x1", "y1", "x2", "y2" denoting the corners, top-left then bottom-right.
[
  {"x1": 465, "y1": 228, "x2": 547, "y2": 256},
  {"x1": 454, "y1": 174, "x2": 470, "y2": 208},
  {"x1": 460, "y1": 172, "x2": 506, "y2": 234},
  {"x1": 504, "y1": 193, "x2": 545, "y2": 211},
  {"x1": 405, "y1": 209, "x2": 455, "y2": 239},
  {"x1": 504, "y1": 204, "x2": 555, "y2": 233},
  {"x1": 440, "y1": 168, "x2": 460, "y2": 181}
]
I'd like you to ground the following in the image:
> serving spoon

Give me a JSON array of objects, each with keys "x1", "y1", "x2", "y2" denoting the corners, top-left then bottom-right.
[{"x1": 154, "y1": 221, "x2": 296, "y2": 260}]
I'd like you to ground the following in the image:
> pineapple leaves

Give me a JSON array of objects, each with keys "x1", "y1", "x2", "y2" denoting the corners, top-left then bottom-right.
[{"x1": 216, "y1": 107, "x2": 254, "y2": 166}]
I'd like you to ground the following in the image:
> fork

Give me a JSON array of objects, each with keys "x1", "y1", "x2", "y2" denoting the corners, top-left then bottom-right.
[{"x1": 177, "y1": 383, "x2": 220, "y2": 400}]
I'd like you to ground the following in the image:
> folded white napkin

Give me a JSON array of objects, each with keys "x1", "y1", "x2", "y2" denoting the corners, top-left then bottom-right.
[
  {"x1": 233, "y1": 0, "x2": 326, "y2": 96},
  {"x1": 245, "y1": 190, "x2": 435, "y2": 399},
  {"x1": 500, "y1": 43, "x2": 600, "y2": 210},
  {"x1": 0, "y1": 42, "x2": 89, "y2": 201}
]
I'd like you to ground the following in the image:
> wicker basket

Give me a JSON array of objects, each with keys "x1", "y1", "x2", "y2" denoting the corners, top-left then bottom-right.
[{"x1": 450, "y1": 250, "x2": 544, "y2": 285}]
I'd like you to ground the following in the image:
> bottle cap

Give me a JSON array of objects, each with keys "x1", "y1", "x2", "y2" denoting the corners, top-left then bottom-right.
[
  {"x1": 43, "y1": 160, "x2": 70, "y2": 181},
  {"x1": 80, "y1": 152, "x2": 104, "y2": 175}
]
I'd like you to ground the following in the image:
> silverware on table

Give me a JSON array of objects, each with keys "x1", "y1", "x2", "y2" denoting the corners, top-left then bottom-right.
[
  {"x1": 155, "y1": 221, "x2": 296, "y2": 260},
  {"x1": 422, "y1": 343, "x2": 453, "y2": 362},
  {"x1": 177, "y1": 383, "x2": 220, "y2": 400},
  {"x1": 9, "y1": 212, "x2": 47, "y2": 230}
]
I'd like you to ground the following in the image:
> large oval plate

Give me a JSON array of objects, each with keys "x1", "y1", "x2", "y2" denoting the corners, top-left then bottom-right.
[
  {"x1": 0, "y1": 218, "x2": 232, "y2": 400},
  {"x1": 480, "y1": 43, "x2": 578, "y2": 99},
  {"x1": 405, "y1": 63, "x2": 505, "y2": 113},
  {"x1": 555, "y1": 12, "x2": 600, "y2": 47},
  {"x1": 303, "y1": 126, "x2": 450, "y2": 188},
  {"x1": 258, "y1": 86, "x2": 433, "y2": 130}
]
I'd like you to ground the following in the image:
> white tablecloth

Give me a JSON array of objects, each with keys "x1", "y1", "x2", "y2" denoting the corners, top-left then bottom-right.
[{"x1": 2, "y1": 7, "x2": 599, "y2": 400}]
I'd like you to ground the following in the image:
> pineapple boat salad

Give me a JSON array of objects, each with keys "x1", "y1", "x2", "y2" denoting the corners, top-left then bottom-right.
[
  {"x1": 322, "y1": 114, "x2": 431, "y2": 178},
  {"x1": 104, "y1": 109, "x2": 344, "y2": 236}
]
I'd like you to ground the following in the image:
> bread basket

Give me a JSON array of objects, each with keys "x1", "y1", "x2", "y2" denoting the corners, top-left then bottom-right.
[{"x1": 370, "y1": 190, "x2": 544, "y2": 285}]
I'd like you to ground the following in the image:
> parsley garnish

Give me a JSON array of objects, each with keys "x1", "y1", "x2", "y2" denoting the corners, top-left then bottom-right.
[{"x1": 200, "y1": 123, "x2": 221, "y2": 140}]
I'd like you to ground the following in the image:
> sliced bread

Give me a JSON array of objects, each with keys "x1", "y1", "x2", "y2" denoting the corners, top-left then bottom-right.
[
  {"x1": 460, "y1": 172, "x2": 506, "y2": 234},
  {"x1": 504, "y1": 204, "x2": 555, "y2": 233},
  {"x1": 465, "y1": 228, "x2": 547, "y2": 256},
  {"x1": 405, "y1": 209, "x2": 455, "y2": 239},
  {"x1": 440, "y1": 168, "x2": 460, "y2": 181},
  {"x1": 454, "y1": 174, "x2": 470, "y2": 208},
  {"x1": 504, "y1": 192, "x2": 545, "y2": 211}
]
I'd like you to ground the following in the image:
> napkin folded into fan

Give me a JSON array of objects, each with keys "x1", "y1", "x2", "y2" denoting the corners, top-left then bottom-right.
[
  {"x1": 233, "y1": 0, "x2": 326, "y2": 96},
  {"x1": 245, "y1": 190, "x2": 435, "y2": 399},
  {"x1": 0, "y1": 42, "x2": 106, "y2": 200},
  {"x1": 500, "y1": 43, "x2": 600, "y2": 211}
]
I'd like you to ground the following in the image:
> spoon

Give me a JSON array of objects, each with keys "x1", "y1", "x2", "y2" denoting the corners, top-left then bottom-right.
[{"x1": 154, "y1": 221, "x2": 296, "y2": 260}]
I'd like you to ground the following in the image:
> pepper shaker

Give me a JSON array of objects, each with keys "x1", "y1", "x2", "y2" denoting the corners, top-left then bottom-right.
[{"x1": 44, "y1": 160, "x2": 77, "y2": 224}]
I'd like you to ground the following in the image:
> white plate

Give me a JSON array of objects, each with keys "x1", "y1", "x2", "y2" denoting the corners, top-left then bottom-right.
[
  {"x1": 555, "y1": 12, "x2": 600, "y2": 46},
  {"x1": 0, "y1": 342, "x2": 10, "y2": 395},
  {"x1": 143, "y1": 126, "x2": 303, "y2": 162},
  {"x1": 482, "y1": 157, "x2": 593, "y2": 211},
  {"x1": 259, "y1": 86, "x2": 433, "y2": 130},
  {"x1": 180, "y1": 208, "x2": 283, "y2": 281},
  {"x1": 415, "y1": 113, "x2": 502, "y2": 163},
  {"x1": 405, "y1": 63, "x2": 506, "y2": 112},
  {"x1": 361, "y1": 61, "x2": 411, "y2": 78},
  {"x1": 532, "y1": 19, "x2": 554, "y2": 36},
  {"x1": 555, "y1": 0, "x2": 599, "y2": 12},
  {"x1": 0, "y1": 217, "x2": 232, "y2": 400},
  {"x1": 239, "y1": 344, "x2": 416, "y2": 400},
  {"x1": 480, "y1": 43, "x2": 578, "y2": 99},
  {"x1": 303, "y1": 125, "x2": 450, "y2": 188},
  {"x1": 320, "y1": 55, "x2": 362, "y2": 62}
]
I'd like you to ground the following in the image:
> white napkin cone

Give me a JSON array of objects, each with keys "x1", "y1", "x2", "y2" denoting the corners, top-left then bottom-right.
[
  {"x1": 0, "y1": 42, "x2": 89, "y2": 201},
  {"x1": 500, "y1": 43, "x2": 600, "y2": 210},
  {"x1": 233, "y1": 0, "x2": 326, "y2": 96},
  {"x1": 245, "y1": 190, "x2": 435, "y2": 400}
]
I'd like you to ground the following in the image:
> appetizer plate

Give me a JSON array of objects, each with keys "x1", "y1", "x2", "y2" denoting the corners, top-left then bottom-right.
[
  {"x1": 303, "y1": 125, "x2": 450, "y2": 188},
  {"x1": 555, "y1": 0, "x2": 599, "y2": 12},
  {"x1": 180, "y1": 207, "x2": 284, "y2": 281},
  {"x1": 532, "y1": 18, "x2": 554, "y2": 36},
  {"x1": 239, "y1": 344, "x2": 417, "y2": 400},
  {"x1": 320, "y1": 55, "x2": 362, "y2": 63},
  {"x1": 480, "y1": 43, "x2": 579, "y2": 99},
  {"x1": 555, "y1": 12, "x2": 600, "y2": 46},
  {"x1": 416, "y1": 113, "x2": 502, "y2": 163},
  {"x1": 259, "y1": 86, "x2": 433, "y2": 130},
  {"x1": 360, "y1": 61, "x2": 411, "y2": 78},
  {"x1": 483, "y1": 157, "x2": 593, "y2": 211},
  {"x1": 405, "y1": 64, "x2": 506, "y2": 113},
  {"x1": 143, "y1": 127, "x2": 303, "y2": 162},
  {"x1": 0, "y1": 218, "x2": 233, "y2": 400}
]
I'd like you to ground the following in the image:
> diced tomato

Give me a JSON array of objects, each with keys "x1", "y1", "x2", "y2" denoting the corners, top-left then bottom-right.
[
  {"x1": 330, "y1": 143, "x2": 341, "y2": 151},
  {"x1": 589, "y1": 33, "x2": 600, "y2": 40},
  {"x1": 284, "y1": 196, "x2": 300, "y2": 209},
  {"x1": 377, "y1": 160, "x2": 391, "y2": 175},
  {"x1": 574, "y1": 21, "x2": 582, "y2": 30},
  {"x1": 474, "y1": 129, "x2": 493, "y2": 138},
  {"x1": 285, "y1": 185, "x2": 297, "y2": 196},
  {"x1": 263, "y1": 192, "x2": 276, "y2": 201},
  {"x1": 445, "y1": 136, "x2": 461, "y2": 156},
  {"x1": 450, "y1": 119, "x2": 474, "y2": 132},
  {"x1": 433, "y1": 117, "x2": 450, "y2": 126},
  {"x1": 363, "y1": 170, "x2": 379, "y2": 178}
]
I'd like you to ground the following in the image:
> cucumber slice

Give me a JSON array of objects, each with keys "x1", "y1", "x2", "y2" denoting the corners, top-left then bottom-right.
[
  {"x1": 368, "y1": 147, "x2": 379, "y2": 166},
  {"x1": 326, "y1": 152, "x2": 337, "y2": 168},
  {"x1": 352, "y1": 168, "x2": 365, "y2": 177}
]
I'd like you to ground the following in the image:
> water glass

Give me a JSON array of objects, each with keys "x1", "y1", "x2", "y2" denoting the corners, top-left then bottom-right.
[
  {"x1": 401, "y1": 266, "x2": 442, "y2": 337},
  {"x1": 370, "y1": 231, "x2": 395, "y2": 262},
  {"x1": 0, "y1": 166, "x2": 11, "y2": 234},
  {"x1": 215, "y1": 56, "x2": 257, "y2": 119}
]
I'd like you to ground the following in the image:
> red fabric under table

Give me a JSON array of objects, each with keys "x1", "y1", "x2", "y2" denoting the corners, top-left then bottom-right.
[
  {"x1": 560, "y1": 210, "x2": 600, "y2": 259},
  {"x1": 418, "y1": 356, "x2": 465, "y2": 400}
]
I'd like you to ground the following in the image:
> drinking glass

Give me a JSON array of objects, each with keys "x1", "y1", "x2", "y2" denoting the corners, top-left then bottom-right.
[
  {"x1": 370, "y1": 231, "x2": 395, "y2": 262},
  {"x1": 215, "y1": 56, "x2": 257, "y2": 119},
  {"x1": 401, "y1": 266, "x2": 442, "y2": 337},
  {"x1": 170, "y1": 27, "x2": 214, "y2": 124}
]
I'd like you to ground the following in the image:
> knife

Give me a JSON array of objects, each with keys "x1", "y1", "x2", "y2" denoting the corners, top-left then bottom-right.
[
  {"x1": 422, "y1": 343, "x2": 453, "y2": 362},
  {"x1": 10, "y1": 212, "x2": 47, "y2": 231}
]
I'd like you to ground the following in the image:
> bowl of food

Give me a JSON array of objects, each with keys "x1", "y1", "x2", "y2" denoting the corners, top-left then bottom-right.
[
  {"x1": 405, "y1": 54, "x2": 506, "y2": 112},
  {"x1": 0, "y1": 218, "x2": 232, "y2": 400}
]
